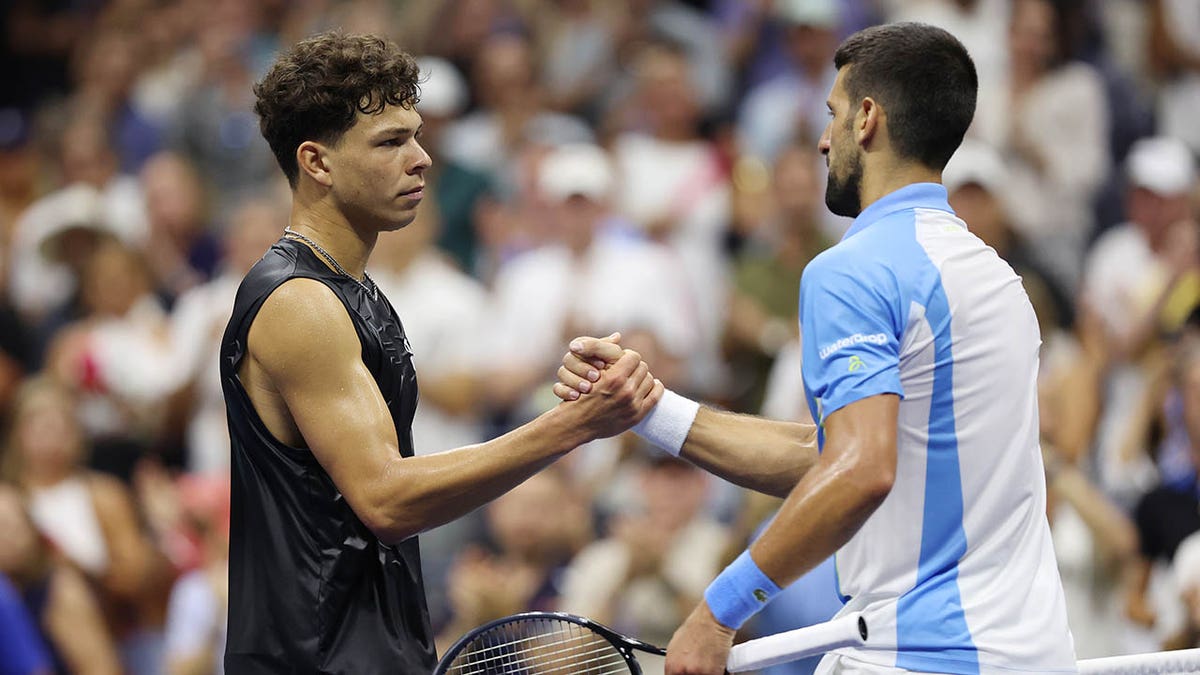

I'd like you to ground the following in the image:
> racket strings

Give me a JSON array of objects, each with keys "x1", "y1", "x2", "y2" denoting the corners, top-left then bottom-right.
[{"x1": 445, "y1": 619, "x2": 631, "y2": 674}]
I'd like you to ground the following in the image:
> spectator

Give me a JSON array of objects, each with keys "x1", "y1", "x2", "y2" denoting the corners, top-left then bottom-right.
[
  {"x1": 1148, "y1": 0, "x2": 1200, "y2": 157},
  {"x1": 611, "y1": 40, "x2": 732, "y2": 395},
  {"x1": 1082, "y1": 136, "x2": 1197, "y2": 502},
  {"x1": 745, "y1": 342, "x2": 838, "y2": 675},
  {"x1": 972, "y1": 0, "x2": 1110, "y2": 294},
  {"x1": 438, "y1": 469, "x2": 590, "y2": 648},
  {"x1": 168, "y1": 0, "x2": 278, "y2": 220},
  {"x1": 724, "y1": 143, "x2": 831, "y2": 414},
  {"x1": 884, "y1": 0, "x2": 1010, "y2": 90},
  {"x1": 371, "y1": 193, "x2": 495, "y2": 628},
  {"x1": 70, "y1": 28, "x2": 163, "y2": 172},
  {"x1": 413, "y1": 56, "x2": 493, "y2": 276},
  {"x1": 559, "y1": 455, "x2": 729, "y2": 650},
  {"x1": 1125, "y1": 337, "x2": 1200, "y2": 647},
  {"x1": 489, "y1": 142, "x2": 695, "y2": 420},
  {"x1": 8, "y1": 115, "x2": 146, "y2": 326},
  {"x1": 2, "y1": 378, "x2": 171, "y2": 673},
  {"x1": 140, "y1": 152, "x2": 222, "y2": 304},
  {"x1": 167, "y1": 197, "x2": 285, "y2": 474},
  {"x1": 1041, "y1": 444, "x2": 1140, "y2": 658},
  {"x1": 162, "y1": 474, "x2": 230, "y2": 675},
  {"x1": 0, "y1": 484, "x2": 121, "y2": 675},
  {"x1": 440, "y1": 32, "x2": 593, "y2": 199},
  {"x1": 735, "y1": 0, "x2": 840, "y2": 163},
  {"x1": 532, "y1": 0, "x2": 620, "y2": 120},
  {"x1": 604, "y1": 0, "x2": 733, "y2": 117},
  {"x1": 45, "y1": 240, "x2": 177, "y2": 469}
]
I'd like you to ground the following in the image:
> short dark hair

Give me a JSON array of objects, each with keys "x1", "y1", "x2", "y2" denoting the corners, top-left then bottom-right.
[
  {"x1": 254, "y1": 32, "x2": 421, "y2": 186},
  {"x1": 833, "y1": 22, "x2": 977, "y2": 170}
]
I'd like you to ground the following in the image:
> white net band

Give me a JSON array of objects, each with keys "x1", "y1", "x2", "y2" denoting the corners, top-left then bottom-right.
[{"x1": 1076, "y1": 648, "x2": 1200, "y2": 674}]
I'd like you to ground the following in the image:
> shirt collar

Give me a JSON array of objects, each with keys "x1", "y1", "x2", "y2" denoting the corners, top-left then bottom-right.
[{"x1": 841, "y1": 182, "x2": 955, "y2": 241}]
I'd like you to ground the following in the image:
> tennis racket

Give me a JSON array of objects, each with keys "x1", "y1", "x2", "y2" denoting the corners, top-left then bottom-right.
[{"x1": 433, "y1": 611, "x2": 868, "y2": 674}]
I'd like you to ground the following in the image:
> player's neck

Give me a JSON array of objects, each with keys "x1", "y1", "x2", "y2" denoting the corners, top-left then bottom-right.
[
  {"x1": 858, "y1": 159, "x2": 943, "y2": 213},
  {"x1": 288, "y1": 199, "x2": 376, "y2": 280}
]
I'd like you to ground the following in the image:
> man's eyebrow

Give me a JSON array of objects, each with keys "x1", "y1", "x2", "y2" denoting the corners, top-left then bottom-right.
[{"x1": 373, "y1": 124, "x2": 422, "y2": 139}]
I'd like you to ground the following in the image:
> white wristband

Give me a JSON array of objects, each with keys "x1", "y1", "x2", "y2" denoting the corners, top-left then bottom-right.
[{"x1": 632, "y1": 388, "x2": 700, "y2": 456}]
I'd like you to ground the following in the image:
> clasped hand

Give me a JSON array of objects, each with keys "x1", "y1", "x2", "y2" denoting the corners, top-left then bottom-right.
[{"x1": 554, "y1": 332, "x2": 664, "y2": 439}]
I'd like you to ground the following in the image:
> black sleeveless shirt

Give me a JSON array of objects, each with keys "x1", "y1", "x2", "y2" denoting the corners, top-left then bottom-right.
[{"x1": 220, "y1": 238, "x2": 435, "y2": 674}]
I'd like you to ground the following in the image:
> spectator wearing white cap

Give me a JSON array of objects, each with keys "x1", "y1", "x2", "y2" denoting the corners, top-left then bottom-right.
[
  {"x1": 1084, "y1": 136, "x2": 1197, "y2": 352},
  {"x1": 8, "y1": 116, "x2": 147, "y2": 329},
  {"x1": 489, "y1": 142, "x2": 697, "y2": 424},
  {"x1": 1081, "y1": 136, "x2": 1198, "y2": 504}
]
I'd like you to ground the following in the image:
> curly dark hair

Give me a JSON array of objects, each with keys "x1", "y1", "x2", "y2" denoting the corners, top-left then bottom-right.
[{"x1": 253, "y1": 32, "x2": 422, "y2": 186}]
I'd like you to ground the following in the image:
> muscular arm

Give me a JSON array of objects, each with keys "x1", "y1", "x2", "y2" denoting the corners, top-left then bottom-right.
[
  {"x1": 747, "y1": 394, "x2": 897, "y2": 588},
  {"x1": 662, "y1": 394, "x2": 897, "y2": 673},
  {"x1": 678, "y1": 408, "x2": 817, "y2": 498},
  {"x1": 244, "y1": 279, "x2": 658, "y2": 544}
]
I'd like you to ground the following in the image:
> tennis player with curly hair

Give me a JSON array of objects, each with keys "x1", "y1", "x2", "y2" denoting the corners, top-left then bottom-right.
[{"x1": 220, "y1": 32, "x2": 661, "y2": 673}]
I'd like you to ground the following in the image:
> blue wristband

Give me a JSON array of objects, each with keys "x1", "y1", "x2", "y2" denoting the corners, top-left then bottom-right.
[{"x1": 703, "y1": 550, "x2": 782, "y2": 630}]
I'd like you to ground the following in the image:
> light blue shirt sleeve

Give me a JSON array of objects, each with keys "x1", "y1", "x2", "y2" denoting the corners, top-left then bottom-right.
[{"x1": 800, "y1": 253, "x2": 905, "y2": 425}]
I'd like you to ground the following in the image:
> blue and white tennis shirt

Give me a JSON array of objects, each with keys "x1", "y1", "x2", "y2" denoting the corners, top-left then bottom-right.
[{"x1": 800, "y1": 183, "x2": 1076, "y2": 674}]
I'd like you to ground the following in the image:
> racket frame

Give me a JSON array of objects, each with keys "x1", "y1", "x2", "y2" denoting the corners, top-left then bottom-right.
[{"x1": 432, "y1": 611, "x2": 666, "y2": 675}]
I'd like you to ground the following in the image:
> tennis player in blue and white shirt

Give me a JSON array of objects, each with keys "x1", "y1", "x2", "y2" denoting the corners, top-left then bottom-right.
[{"x1": 556, "y1": 21, "x2": 1076, "y2": 675}]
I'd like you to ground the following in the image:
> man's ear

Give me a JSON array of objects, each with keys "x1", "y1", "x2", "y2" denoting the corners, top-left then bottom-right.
[
  {"x1": 856, "y1": 97, "x2": 880, "y2": 149},
  {"x1": 297, "y1": 141, "x2": 333, "y2": 188}
]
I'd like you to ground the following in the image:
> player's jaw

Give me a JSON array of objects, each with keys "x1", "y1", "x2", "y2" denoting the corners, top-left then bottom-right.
[{"x1": 825, "y1": 148, "x2": 863, "y2": 218}]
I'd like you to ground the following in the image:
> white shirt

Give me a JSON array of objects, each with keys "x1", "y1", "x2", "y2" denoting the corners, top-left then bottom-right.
[
  {"x1": 373, "y1": 252, "x2": 490, "y2": 456},
  {"x1": 490, "y1": 233, "x2": 698, "y2": 374},
  {"x1": 800, "y1": 184, "x2": 1075, "y2": 673}
]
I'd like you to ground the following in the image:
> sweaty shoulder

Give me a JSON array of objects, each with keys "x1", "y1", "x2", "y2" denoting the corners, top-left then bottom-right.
[{"x1": 248, "y1": 277, "x2": 360, "y2": 380}]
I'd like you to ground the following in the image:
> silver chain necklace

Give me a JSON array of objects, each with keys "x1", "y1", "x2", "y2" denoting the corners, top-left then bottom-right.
[{"x1": 283, "y1": 227, "x2": 378, "y2": 300}]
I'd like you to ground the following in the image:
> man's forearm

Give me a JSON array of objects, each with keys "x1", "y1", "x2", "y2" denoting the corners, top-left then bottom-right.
[
  {"x1": 364, "y1": 406, "x2": 590, "y2": 543},
  {"x1": 679, "y1": 407, "x2": 818, "y2": 499},
  {"x1": 749, "y1": 442, "x2": 891, "y2": 591}
]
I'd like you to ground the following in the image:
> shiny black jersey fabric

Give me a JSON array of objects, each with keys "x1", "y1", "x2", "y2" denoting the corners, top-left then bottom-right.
[{"x1": 220, "y1": 238, "x2": 435, "y2": 674}]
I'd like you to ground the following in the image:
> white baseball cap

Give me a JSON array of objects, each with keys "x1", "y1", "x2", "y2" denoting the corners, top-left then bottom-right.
[
  {"x1": 1126, "y1": 136, "x2": 1196, "y2": 196},
  {"x1": 538, "y1": 143, "x2": 614, "y2": 203},
  {"x1": 775, "y1": 0, "x2": 840, "y2": 29},
  {"x1": 943, "y1": 139, "x2": 1007, "y2": 195},
  {"x1": 416, "y1": 56, "x2": 467, "y2": 118}
]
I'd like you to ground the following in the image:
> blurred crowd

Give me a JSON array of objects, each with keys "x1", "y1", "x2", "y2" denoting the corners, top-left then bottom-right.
[{"x1": 2, "y1": 0, "x2": 1200, "y2": 673}]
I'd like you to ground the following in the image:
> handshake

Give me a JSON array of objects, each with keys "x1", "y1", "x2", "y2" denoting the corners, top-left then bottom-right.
[{"x1": 550, "y1": 332, "x2": 666, "y2": 443}]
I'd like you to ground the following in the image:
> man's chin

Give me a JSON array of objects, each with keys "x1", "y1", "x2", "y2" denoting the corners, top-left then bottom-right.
[{"x1": 381, "y1": 212, "x2": 418, "y2": 232}]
